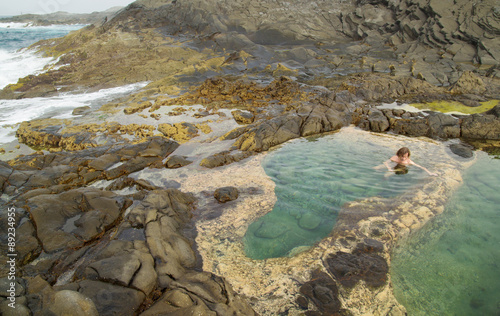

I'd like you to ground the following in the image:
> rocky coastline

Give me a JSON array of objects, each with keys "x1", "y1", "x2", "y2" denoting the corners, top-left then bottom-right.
[{"x1": 1, "y1": 0, "x2": 500, "y2": 315}]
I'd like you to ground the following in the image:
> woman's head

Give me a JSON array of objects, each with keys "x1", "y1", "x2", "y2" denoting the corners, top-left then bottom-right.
[{"x1": 396, "y1": 147, "x2": 410, "y2": 158}]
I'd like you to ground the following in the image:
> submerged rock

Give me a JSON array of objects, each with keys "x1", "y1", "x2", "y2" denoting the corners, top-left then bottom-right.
[
  {"x1": 298, "y1": 269, "x2": 342, "y2": 315},
  {"x1": 298, "y1": 212, "x2": 322, "y2": 230},
  {"x1": 326, "y1": 251, "x2": 389, "y2": 288}
]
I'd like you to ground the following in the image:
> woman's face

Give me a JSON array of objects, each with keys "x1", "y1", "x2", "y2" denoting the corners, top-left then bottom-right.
[{"x1": 399, "y1": 153, "x2": 410, "y2": 163}]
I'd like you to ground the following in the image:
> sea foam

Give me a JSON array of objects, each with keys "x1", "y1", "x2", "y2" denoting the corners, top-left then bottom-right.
[
  {"x1": 0, "y1": 48, "x2": 54, "y2": 89},
  {"x1": 0, "y1": 82, "x2": 148, "y2": 145},
  {"x1": 0, "y1": 23, "x2": 85, "y2": 89}
]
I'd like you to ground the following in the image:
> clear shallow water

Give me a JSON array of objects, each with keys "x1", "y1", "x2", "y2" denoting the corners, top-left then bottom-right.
[
  {"x1": 391, "y1": 152, "x2": 500, "y2": 316},
  {"x1": 244, "y1": 132, "x2": 427, "y2": 260}
]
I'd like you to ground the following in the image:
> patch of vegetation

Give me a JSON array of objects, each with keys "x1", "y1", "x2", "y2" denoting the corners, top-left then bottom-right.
[{"x1": 410, "y1": 100, "x2": 499, "y2": 114}]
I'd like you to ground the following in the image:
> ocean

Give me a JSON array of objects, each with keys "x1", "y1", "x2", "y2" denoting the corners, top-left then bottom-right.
[{"x1": 0, "y1": 22, "x2": 147, "y2": 145}]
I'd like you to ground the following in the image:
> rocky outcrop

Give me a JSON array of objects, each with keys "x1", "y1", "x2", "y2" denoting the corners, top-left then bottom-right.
[
  {"x1": 355, "y1": 104, "x2": 500, "y2": 141},
  {"x1": 160, "y1": 76, "x2": 309, "y2": 111},
  {"x1": 158, "y1": 122, "x2": 200, "y2": 143},
  {"x1": 2, "y1": 0, "x2": 498, "y2": 100},
  {"x1": 15, "y1": 119, "x2": 162, "y2": 151},
  {"x1": 28, "y1": 188, "x2": 131, "y2": 253},
  {"x1": 124, "y1": 0, "x2": 499, "y2": 66},
  {"x1": 2, "y1": 136, "x2": 178, "y2": 198},
  {"x1": 233, "y1": 99, "x2": 351, "y2": 152},
  {"x1": 1, "y1": 178, "x2": 256, "y2": 315}
]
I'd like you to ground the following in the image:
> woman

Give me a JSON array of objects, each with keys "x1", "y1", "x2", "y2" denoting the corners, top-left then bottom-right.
[{"x1": 383, "y1": 147, "x2": 437, "y2": 176}]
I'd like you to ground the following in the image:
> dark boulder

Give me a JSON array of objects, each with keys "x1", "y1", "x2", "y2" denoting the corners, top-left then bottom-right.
[
  {"x1": 427, "y1": 112, "x2": 461, "y2": 139},
  {"x1": 391, "y1": 115, "x2": 429, "y2": 137},
  {"x1": 214, "y1": 186, "x2": 239, "y2": 203},
  {"x1": 449, "y1": 143, "x2": 474, "y2": 158},
  {"x1": 368, "y1": 109, "x2": 390, "y2": 132},
  {"x1": 299, "y1": 269, "x2": 342, "y2": 315},
  {"x1": 485, "y1": 105, "x2": 500, "y2": 118}
]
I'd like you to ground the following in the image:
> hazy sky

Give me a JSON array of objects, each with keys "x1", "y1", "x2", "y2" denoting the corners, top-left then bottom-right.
[{"x1": 0, "y1": 0, "x2": 136, "y2": 16}]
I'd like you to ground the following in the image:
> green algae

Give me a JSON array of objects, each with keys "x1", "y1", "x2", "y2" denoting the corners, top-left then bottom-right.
[{"x1": 410, "y1": 100, "x2": 499, "y2": 114}]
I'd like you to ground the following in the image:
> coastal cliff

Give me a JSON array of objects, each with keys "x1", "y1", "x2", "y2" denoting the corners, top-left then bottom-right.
[{"x1": 0, "y1": 0, "x2": 499, "y2": 315}]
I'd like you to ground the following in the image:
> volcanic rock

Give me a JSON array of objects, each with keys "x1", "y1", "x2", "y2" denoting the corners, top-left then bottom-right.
[
  {"x1": 214, "y1": 186, "x2": 239, "y2": 203},
  {"x1": 449, "y1": 143, "x2": 474, "y2": 158}
]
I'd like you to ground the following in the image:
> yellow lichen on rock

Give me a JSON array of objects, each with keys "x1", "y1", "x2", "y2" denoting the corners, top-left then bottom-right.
[
  {"x1": 124, "y1": 101, "x2": 153, "y2": 114},
  {"x1": 158, "y1": 122, "x2": 199, "y2": 143},
  {"x1": 196, "y1": 123, "x2": 213, "y2": 134}
]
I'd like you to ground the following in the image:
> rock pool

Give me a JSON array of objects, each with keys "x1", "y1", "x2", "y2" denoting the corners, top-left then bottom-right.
[
  {"x1": 391, "y1": 152, "x2": 500, "y2": 315},
  {"x1": 244, "y1": 130, "x2": 428, "y2": 259},
  {"x1": 191, "y1": 126, "x2": 468, "y2": 315}
]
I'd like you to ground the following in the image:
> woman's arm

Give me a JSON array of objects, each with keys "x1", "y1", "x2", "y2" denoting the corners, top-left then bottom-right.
[
  {"x1": 383, "y1": 159, "x2": 394, "y2": 171},
  {"x1": 411, "y1": 161, "x2": 437, "y2": 176}
]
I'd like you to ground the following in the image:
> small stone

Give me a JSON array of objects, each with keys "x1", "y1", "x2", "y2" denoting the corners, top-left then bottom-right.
[
  {"x1": 231, "y1": 110, "x2": 255, "y2": 124},
  {"x1": 72, "y1": 106, "x2": 91, "y2": 115},
  {"x1": 214, "y1": 186, "x2": 239, "y2": 203},
  {"x1": 165, "y1": 155, "x2": 193, "y2": 169}
]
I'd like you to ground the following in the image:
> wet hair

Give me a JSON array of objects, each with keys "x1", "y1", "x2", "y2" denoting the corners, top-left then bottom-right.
[{"x1": 396, "y1": 147, "x2": 410, "y2": 158}]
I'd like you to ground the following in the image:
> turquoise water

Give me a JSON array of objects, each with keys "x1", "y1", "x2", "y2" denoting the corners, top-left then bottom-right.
[
  {"x1": 243, "y1": 132, "x2": 427, "y2": 260},
  {"x1": 391, "y1": 152, "x2": 500, "y2": 315},
  {"x1": 0, "y1": 23, "x2": 85, "y2": 51}
]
